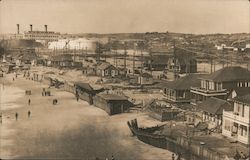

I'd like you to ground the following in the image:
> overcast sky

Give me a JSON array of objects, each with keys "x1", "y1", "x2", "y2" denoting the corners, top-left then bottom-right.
[{"x1": 0, "y1": 0, "x2": 249, "y2": 34}]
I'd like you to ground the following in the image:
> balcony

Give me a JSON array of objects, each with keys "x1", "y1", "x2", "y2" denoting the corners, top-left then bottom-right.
[
  {"x1": 190, "y1": 87, "x2": 227, "y2": 96},
  {"x1": 223, "y1": 111, "x2": 250, "y2": 124},
  {"x1": 163, "y1": 95, "x2": 190, "y2": 103}
]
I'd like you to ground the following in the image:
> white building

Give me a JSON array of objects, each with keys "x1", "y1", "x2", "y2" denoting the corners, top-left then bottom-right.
[
  {"x1": 222, "y1": 94, "x2": 250, "y2": 145},
  {"x1": 24, "y1": 31, "x2": 60, "y2": 42},
  {"x1": 48, "y1": 38, "x2": 97, "y2": 51}
]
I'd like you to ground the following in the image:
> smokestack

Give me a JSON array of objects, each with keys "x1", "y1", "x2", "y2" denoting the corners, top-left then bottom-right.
[
  {"x1": 44, "y1": 25, "x2": 47, "y2": 32},
  {"x1": 30, "y1": 24, "x2": 33, "y2": 32},
  {"x1": 17, "y1": 24, "x2": 20, "y2": 34}
]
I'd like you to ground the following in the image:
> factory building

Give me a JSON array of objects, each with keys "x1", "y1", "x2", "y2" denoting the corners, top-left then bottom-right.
[{"x1": 23, "y1": 24, "x2": 60, "y2": 42}]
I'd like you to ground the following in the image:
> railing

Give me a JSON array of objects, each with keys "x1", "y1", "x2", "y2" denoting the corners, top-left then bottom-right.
[
  {"x1": 223, "y1": 111, "x2": 250, "y2": 124},
  {"x1": 190, "y1": 87, "x2": 227, "y2": 94}
]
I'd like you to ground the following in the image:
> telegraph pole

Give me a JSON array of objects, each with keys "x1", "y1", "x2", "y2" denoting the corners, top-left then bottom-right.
[
  {"x1": 123, "y1": 42, "x2": 127, "y2": 72},
  {"x1": 133, "y1": 43, "x2": 137, "y2": 75}
]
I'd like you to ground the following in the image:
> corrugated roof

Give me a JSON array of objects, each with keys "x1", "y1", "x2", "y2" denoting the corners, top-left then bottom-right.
[
  {"x1": 198, "y1": 97, "x2": 232, "y2": 115},
  {"x1": 164, "y1": 74, "x2": 208, "y2": 90},
  {"x1": 203, "y1": 67, "x2": 250, "y2": 82},
  {"x1": 234, "y1": 94, "x2": 250, "y2": 104}
]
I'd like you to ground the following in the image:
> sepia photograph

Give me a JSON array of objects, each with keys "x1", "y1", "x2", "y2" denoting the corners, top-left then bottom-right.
[{"x1": 0, "y1": 0, "x2": 250, "y2": 159}]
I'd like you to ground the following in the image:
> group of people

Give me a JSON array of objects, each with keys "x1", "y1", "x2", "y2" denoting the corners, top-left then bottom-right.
[
  {"x1": 15, "y1": 99, "x2": 32, "y2": 121},
  {"x1": 15, "y1": 110, "x2": 31, "y2": 121}
]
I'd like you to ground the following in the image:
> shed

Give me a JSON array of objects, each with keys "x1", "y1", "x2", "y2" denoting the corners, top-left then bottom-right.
[
  {"x1": 74, "y1": 82, "x2": 104, "y2": 104},
  {"x1": 93, "y1": 93, "x2": 133, "y2": 115}
]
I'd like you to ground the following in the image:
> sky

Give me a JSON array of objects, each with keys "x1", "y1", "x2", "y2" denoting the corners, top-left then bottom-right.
[{"x1": 0, "y1": 0, "x2": 249, "y2": 34}]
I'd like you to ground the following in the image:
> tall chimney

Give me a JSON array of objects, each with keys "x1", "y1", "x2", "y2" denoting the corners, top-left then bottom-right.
[
  {"x1": 30, "y1": 24, "x2": 33, "y2": 31},
  {"x1": 44, "y1": 25, "x2": 47, "y2": 32},
  {"x1": 17, "y1": 24, "x2": 20, "y2": 34}
]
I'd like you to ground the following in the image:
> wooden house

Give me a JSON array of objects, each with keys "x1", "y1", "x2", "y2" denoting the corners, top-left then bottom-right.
[
  {"x1": 96, "y1": 62, "x2": 119, "y2": 77},
  {"x1": 222, "y1": 94, "x2": 250, "y2": 145},
  {"x1": 163, "y1": 74, "x2": 207, "y2": 104},
  {"x1": 198, "y1": 97, "x2": 232, "y2": 129},
  {"x1": 93, "y1": 92, "x2": 133, "y2": 115},
  {"x1": 191, "y1": 66, "x2": 250, "y2": 105},
  {"x1": 50, "y1": 54, "x2": 73, "y2": 68},
  {"x1": 167, "y1": 52, "x2": 197, "y2": 74},
  {"x1": 138, "y1": 72, "x2": 154, "y2": 85},
  {"x1": 74, "y1": 82, "x2": 104, "y2": 105}
]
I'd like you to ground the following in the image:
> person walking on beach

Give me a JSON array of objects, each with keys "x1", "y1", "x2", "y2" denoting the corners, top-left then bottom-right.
[
  {"x1": 172, "y1": 153, "x2": 175, "y2": 160},
  {"x1": 28, "y1": 99, "x2": 31, "y2": 105},
  {"x1": 28, "y1": 110, "x2": 31, "y2": 118},
  {"x1": 15, "y1": 112, "x2": 18, "y2": 121},
  {"x1": 0, "y1": 113, "x2": 2, "y2": 124}
]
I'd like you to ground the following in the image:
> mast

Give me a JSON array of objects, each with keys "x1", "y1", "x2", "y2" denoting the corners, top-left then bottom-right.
[
  {"x1": 173, "y1": 41, "x2": 177, "y2": 80},
  {"x1": 123, "y1": 42, "x2": 127, "y2": 72},
  {"x1": 133, "y1": 43, "x2": 136, "y2": 75}
]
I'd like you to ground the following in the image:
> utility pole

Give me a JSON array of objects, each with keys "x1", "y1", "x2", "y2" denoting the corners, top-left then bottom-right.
[
  {"x1": 133, "y1": 43, "x2": 136, "y2": 75},
  {"x1": 123, "y1": 42, "x2": 127, "y2": 72},
  {"x1": 222, "y1": 46, "x2": 225, "y2": 68},
  {"x1": 141, "y1": 48, "x2": 143, "y2": 74},
  {"x1": 149, "y1": 48, "x2": 153, "y2": 76},
  {"x1": 173, "y1": 41, "x2": 178, "y2": 80}
]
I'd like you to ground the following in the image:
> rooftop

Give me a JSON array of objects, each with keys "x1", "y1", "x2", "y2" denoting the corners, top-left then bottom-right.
[
  {"x1": 164, "y1": 74, "x2": 208, "y2": 90},
  {"x1": 97, "y1": 62, "x2": 114, "y2": 70},
  {"x1": 198, "y1": 97, "x2": 232, "y2": 115},
  {"x1": 202, "y1": 66, "x2": 250, "y2": 82},
  {"x1": 97, "y1": 93, "x2": 128, "y2": 101},
  {"x1": 234, "y1": 94, "x2": 250, "y2": 104}
]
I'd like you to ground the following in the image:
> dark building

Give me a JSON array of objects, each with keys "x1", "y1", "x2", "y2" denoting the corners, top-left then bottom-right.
[
  {"x1": 197, "y1": 97, "x2": 232, "y2": 129},
  {"x1": 163, "y1": 74, "x2": 207, "y2": 104},
  {"x1": 49, "y1": 54, "x2": 73, "y2": 68},
  {"x1": 167, "y1": 52, "x2": 197, "y2": 74},
  {"x1": 144, "y1": 54, "x2": 170, "y2": 71},
  {"x1": 74, "y1": 82, "x2": 104, "y2": 105},
  {"x1": 93, "y1": 92, "x2": 133, "y2": 115}
]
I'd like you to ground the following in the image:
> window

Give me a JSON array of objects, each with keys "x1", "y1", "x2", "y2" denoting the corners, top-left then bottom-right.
[
  {"x1": 209, "y1": 81, "x2": 214, "y2": 90},
  {"x1": 224, "y1": 119, "x2": 231, "y2": 131}
]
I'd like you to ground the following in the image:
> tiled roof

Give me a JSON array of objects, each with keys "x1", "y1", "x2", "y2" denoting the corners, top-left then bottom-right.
[{"x1": 202, "y1": 66, "x2": 250, "y2": 82}]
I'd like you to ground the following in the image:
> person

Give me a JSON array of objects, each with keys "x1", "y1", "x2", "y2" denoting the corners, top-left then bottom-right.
[
  {"x1": 76, "y1": 94, "x2": 79, "y2": 101},
  {"x1": 28, "y1": 99, "x2": 31, "y2": 105},
  {"x1": 0, "y1": 113, "x2": 2, "y2": 124},
  {"x1": 28, "y1": 110, "x2": 31, "y2": 118},
  {"x1": 172, "y1": 153, "x2": 175, "y2": 160},
  {"x1": 13, "y1": 77, "x2": 15, "y2": 81},
  {"x1": 15, "y1": 112, "x2": 18, "y2": 121},
  {"x1": 111, "y1": 155, "x2": 115, "y2": 160}
]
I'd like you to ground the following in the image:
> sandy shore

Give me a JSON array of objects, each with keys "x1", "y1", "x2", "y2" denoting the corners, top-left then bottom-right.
[{"x1": 0, "y1": 73, "x2": 174, "y2": 160}]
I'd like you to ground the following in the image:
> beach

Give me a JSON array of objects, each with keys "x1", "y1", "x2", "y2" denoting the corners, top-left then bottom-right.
[{"x1": 0, "y1": 73, "x2": 174, "y2": 160}]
